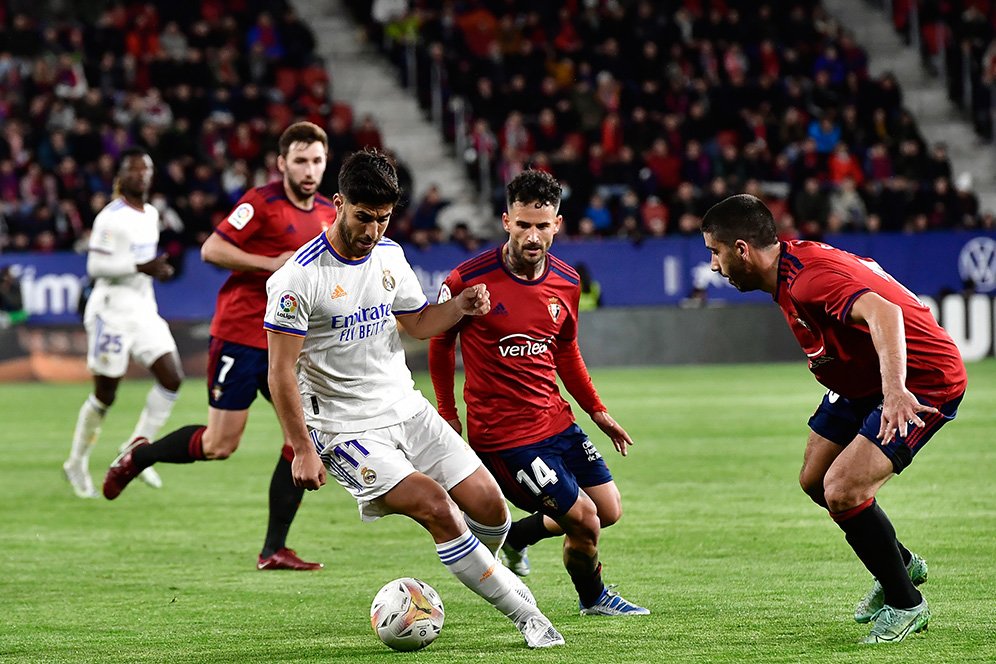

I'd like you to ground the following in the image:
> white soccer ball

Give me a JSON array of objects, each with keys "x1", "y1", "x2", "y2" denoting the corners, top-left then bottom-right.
[{"x1": 370, "y1": 577, "x2": 445, "y2": 651}]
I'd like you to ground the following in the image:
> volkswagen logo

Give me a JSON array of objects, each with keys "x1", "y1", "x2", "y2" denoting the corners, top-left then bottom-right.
[{"x1": 958, "y1": 237, "x2": 996, "y2": 292}]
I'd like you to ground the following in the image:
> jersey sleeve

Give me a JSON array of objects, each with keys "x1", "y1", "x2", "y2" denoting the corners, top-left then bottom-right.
[
  {"x1": 264, "y1": 263, "x2": 313, "y2": 337},
  {"x1": 554, "y1": 339, "x2": 606, "y2": 414},
  {"x1": 390, "y1": 249, "x2": 429, "y2": 315},
  {"x1": 87, "y1": 211, "x2": 138, "y2": 278},
  {"x1": 790, "y1": 263, "x2": 871, "y2": 323},
  {"x1": 556, "y1": 283, "x2": 581, "y2": 342},
  {"x1": 428, "y1": 269, "x2": 465, "y2": 421},
  {"x1": 214, "y1": 189, "x2": 265, "y2": 247}
]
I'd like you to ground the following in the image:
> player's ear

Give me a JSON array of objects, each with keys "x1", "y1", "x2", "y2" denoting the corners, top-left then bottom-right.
[
  {"x1": 735, "y1": 239, "x2": 750, "y2": 259},
  {"x1": 277, "y1": 154, "x2": 286, "y2": 174},
  {"x1": 501, "y1": 212, "x2": 510, "y2": 232},
  {"x1": 554, "y1": 215, "x2": 563, "y2": 235}
]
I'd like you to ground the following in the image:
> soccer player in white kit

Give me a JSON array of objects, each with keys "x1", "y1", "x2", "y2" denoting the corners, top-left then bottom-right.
[
  {"x1": 63, "y1": 148, "x2": 183, "y2": 498},
  {"x1": 265, "y1": 150, "x2": 564, "y2": 649}
]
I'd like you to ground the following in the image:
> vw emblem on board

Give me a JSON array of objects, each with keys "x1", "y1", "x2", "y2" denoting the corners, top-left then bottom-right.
[{"x1": 958, "y1": 237, "x2": 996, "y2": 292}]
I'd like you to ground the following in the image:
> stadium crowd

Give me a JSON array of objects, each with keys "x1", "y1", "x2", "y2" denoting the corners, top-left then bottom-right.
[
  {"x1": 2, "y1": 1, "x2": 996, "y2": 257},
  {"x1": 357, "y1": 0, "x2": 996, "y2": 240},
  {"x1": 0, "y1": 1, "x2": 431, "y2": 257}
]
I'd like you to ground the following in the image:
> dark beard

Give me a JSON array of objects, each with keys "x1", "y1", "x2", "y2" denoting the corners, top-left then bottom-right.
[{"x1": 287, "y1": 179, "x2": 314, "y2": 203}]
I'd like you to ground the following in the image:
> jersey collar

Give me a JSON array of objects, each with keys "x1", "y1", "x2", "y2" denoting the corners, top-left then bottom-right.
[{"x1": 499, "y1": 243, "x2": 550, "y2": 285}]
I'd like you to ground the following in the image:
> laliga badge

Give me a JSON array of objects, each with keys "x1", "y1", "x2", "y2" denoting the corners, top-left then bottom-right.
[
  {"x1": 228, "y1": 202, "x2": 254, "y2": 230},
  {"x1": 275, "y1": 291, "x2": 299, "y2": 323},
  {"x1": 382, "y1": 269, "x2": 396, "y2": 291}
]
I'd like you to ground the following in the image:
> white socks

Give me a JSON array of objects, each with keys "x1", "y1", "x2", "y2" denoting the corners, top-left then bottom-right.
[
  {"x1": 436, "y1": 529, "x2": 536, "y2": 622},
  {"x1": 127, "y1": 383, "x2": 179, "y2": 443},
  {"x1": 464, "y1": 512, "x2": 511, "y2": 555},
  {"x1": 68, "y1": 395, "x2": 108, "y2": 463}
]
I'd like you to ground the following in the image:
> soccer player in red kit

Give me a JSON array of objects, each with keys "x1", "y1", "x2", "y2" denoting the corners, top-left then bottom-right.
[
  {"x1": 702, "y1": 194, "x2": 967, "y2": 644},
  {"x1": 104, "y1": 122, "x2": 334, "y2": 571},
  {"x1": 429, "y1": 170, "x2": 648, "y2": 616}
]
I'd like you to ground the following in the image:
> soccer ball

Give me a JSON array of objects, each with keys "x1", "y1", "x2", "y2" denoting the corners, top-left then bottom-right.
[{"x1": 370, "y1": 577, "x2": 445, "y2": 651}]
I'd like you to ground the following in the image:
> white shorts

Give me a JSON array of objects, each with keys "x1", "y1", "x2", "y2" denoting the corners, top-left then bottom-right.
[
  {"x1": 310, "y1": 404, "x2": 482, "y2": 521},
  {"x1": 84, "y1": 310, "x2": 178, "y2": 378}
]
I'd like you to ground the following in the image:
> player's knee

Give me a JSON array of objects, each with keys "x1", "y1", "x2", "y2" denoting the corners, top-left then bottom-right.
[
  {"x1": 595, "y1": 490, "x2": 623, "y2": 527},
  {"x1": 799, "y1": 468, "x2": 826, "y2": 504},
  {"x1": 563, "y1": 506, "x2": 600, "y2": 546},
  {"x1": 202, "y1": 431, "x2": 241, "y2": 459},
  {"x1": 94, "y1": 387, "x2": 116, "y2": 408},
  {"x1": 599, "y1": 502, "x2": 622, "y2": 528},
  {"x1": 418, "y1": 496, "x2": 463, "y2": 533},
  {"x1": 158, "y1": 374, "x2": 182, "y2": 392},
  {"x1": 822, "y1": 478, "x2": 865, "y2": 514}
]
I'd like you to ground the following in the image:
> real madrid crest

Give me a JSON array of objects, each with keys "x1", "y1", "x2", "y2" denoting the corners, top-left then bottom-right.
[
  {"x1": 382, "y1": 269, "x2": 396, "y2": 291},
  {"x1": 548, "y1": 297, "x2": 562, "y2": 321},
  {"x1": 361, "y1": 466, "x2": 377, "y2": 485}
]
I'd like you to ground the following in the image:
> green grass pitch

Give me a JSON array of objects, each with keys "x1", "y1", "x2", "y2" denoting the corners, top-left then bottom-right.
[{"x1": 3, "y1": 361, "x2": 995, "y2": 663}]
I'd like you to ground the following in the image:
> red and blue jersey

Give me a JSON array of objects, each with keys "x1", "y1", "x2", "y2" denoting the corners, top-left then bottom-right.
[
  {"x1": 210, "y1": 182, "x2": 335, "y2": 349},
  {"x1": 775, "y1": 240, "x2": 966, "y2": 401},
  {"x1": 430, "y1": 246, "x2": 604, "y2": 453}
]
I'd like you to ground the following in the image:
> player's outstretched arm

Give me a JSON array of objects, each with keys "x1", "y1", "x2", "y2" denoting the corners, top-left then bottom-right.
[
  {"x1": 850, "y1": 291, "x2": 938, "y2": 443},
  {"x1": 201, "y1": 232, "x2": 293, "y2": 273},
  {"x1": 397, "y1": 284, "x2": 490, "y2": 340},
  {"x1": 266, "y1": 330, "x2": 326, "y2": 490}
]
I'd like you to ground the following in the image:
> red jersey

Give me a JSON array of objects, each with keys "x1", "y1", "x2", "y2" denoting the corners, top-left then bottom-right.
[
  {"x1": 776, "y1": 240, "x2": 967, "y2": 400},
  {"x1": 429, "y1": 246, "x2": 605, "y2": 453},
  {"x1": 210, "y1": 182, "x2": 335, "y2": 348}
]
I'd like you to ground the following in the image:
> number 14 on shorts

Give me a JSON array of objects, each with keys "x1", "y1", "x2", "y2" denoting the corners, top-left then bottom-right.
[{"x1": 517, "y1": 457, "x2": 559, "y2": 495}]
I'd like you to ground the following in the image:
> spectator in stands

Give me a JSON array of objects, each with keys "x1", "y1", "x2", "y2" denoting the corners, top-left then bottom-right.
[
  {"x1": 411, "y1": 184, "x2": 449, "y2": 244},
  {"x1": 354, "y1": 114, "x2": 384, "y2": 151},
  {"x1": 794, "y1": 177, "x2": 830, "y2": 236},
  {"x1": 829, "y1": 177, "x2": 868, "y2": 232}
]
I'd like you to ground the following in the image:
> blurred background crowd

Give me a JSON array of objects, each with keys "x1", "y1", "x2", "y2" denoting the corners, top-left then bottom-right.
[{"x1": 2, "y1": 0, "x2": 996, "y2": 260}]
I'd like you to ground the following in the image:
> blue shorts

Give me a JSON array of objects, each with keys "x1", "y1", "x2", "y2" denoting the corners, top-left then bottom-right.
[
  {"x1": 207, "y1": 338, "x2": 271, "y2": 410},
  {"x1": 478, "y1": 423, "x2": 613, "y2": 518},
  {"x1": 807, "y1": 389, "x2": 964, "y2": 474}
]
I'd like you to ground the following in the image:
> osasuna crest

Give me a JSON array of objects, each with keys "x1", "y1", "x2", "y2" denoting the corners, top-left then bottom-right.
[
  {"x1": 548, "y1": 297, "x2": 562, "y2": 321},
  {"x1": 382, "y1": 269, "x2": 396, "y2": 291}
]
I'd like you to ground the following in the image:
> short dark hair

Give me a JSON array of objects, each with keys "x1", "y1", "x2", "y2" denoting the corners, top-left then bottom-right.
[
  {"x1": 338, "y1": 149, "x2": 400, "y2": 207},
  {"x1": 506, "y1": 169, "x2": 561, "y2": 213},
  {"x1": 117, "y1": 147, "x2": 150, "y2": 173},
  {"x1": 700, "y1": 194, "x2": 777, "y2": 248},
  {"x1": 278, "y1": 121, "x2": 328, "y2": 157}
]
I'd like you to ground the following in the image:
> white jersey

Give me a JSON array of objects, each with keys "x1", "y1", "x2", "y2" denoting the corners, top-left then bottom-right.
[
  {"x1": 264, "y1": 232, "x2": 430, "y2": 432},
  {"x1": 86, "y1": 197, "x2": 161, "y2": 314}
]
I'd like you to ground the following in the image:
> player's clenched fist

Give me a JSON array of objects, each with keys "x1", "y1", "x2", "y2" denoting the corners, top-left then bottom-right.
[{"x1": 459, "y1": 283, "x2": 491, "y2": 316}]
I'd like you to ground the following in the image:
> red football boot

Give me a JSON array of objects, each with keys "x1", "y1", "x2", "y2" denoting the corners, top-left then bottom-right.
[
  {"x1": 257, "y1": 547, "x2": 324, "y2": 571},
  {"x1": 103, "y1": 437, "x2": 151, "y2": 500}
]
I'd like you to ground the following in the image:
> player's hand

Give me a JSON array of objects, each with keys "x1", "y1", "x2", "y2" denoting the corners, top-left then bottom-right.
[
  {"x1": 268, "y1": 251, "x2": 295, "y2": 272},
  {"x1": 458, "y1": 283, "x2": 490, "y2": 316},
  {"x1": 445, "y1": 417, "x2": 463, "y2": 435},
  {"x1": 592, "y1": 410, "x2": 634, "y2": 457},
  {"x1": 878, "y1": 388, "x2": 938, "y2": 444},
  {"x1": 137, "y1": 253, "x2": 175, "y2": 281},
  {"x1": 291, "y1": 448, "x2": 326, "y2": 490}
]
